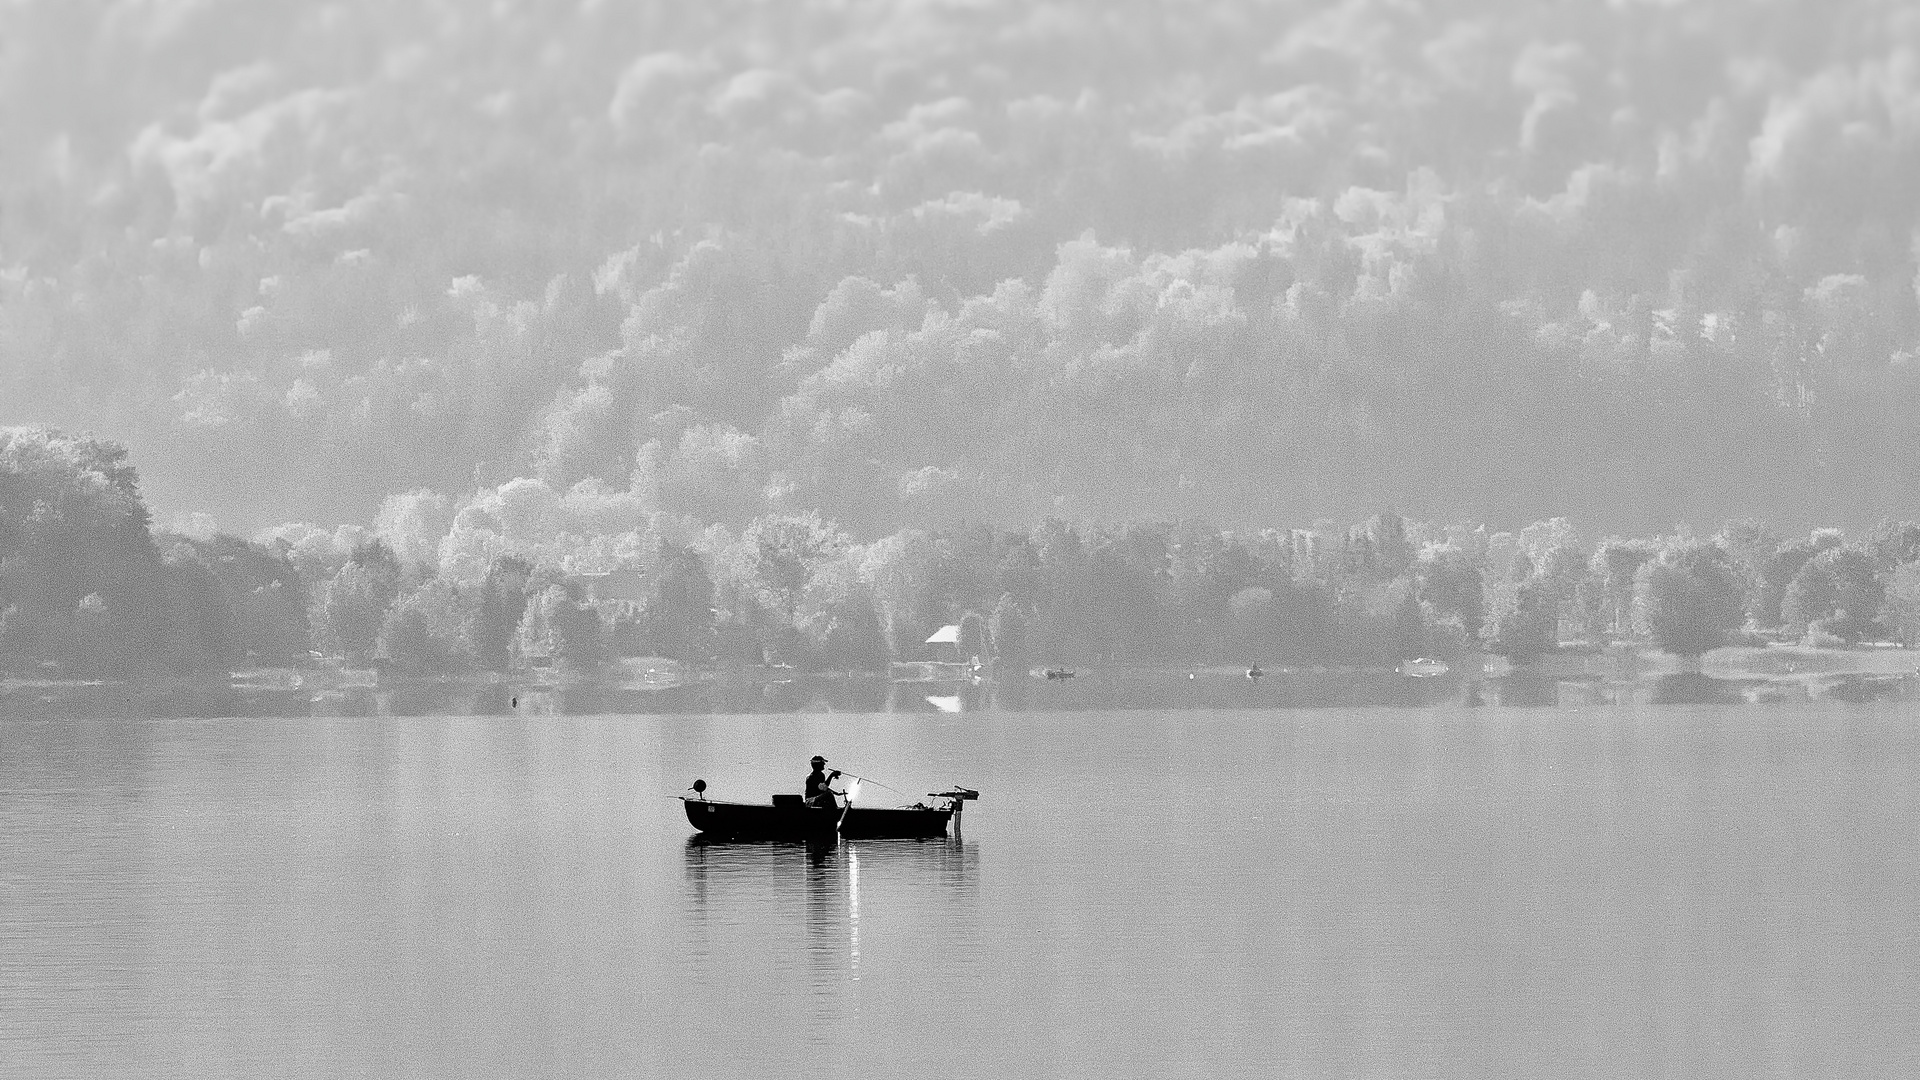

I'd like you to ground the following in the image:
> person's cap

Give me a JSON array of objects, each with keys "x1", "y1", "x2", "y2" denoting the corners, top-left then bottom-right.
[{"x1": 811, "y1": 755, "x2": 827, "y2": 764}]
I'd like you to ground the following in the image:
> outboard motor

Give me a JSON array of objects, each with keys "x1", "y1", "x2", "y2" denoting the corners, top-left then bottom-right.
[{"x1": 929, "y1": 787, "x2": 980, "y2": 827}]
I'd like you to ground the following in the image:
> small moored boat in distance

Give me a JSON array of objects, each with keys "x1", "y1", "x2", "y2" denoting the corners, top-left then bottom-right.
[
  {"x1": 1400, "y1": 657, "x2": 1449, "y2": 677},
  {"x1": 681, "y1": 779, "x2": 979, "y2": 841}
]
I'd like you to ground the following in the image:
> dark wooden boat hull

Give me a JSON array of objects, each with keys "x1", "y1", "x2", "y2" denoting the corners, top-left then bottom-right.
[
  {"x1": 682, "y1": 798, "x2": 842, "y2": 840},
  {"x1": 682, "y1": 798, "x2": 956, "y2": 840}
]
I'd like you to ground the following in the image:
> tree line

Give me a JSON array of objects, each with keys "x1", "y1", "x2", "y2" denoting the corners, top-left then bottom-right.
[{"x1": 10, "y1": 426, "x2": 1920, "y2": 681}]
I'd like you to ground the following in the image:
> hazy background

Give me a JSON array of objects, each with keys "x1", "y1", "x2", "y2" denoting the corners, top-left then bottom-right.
[{"x1": 6, "y1": 0, "x2": 1920, "y2": 538}]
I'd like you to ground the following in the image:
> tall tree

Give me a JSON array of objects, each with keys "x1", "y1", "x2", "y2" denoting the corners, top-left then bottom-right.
[
  {"x1": 378, "y1": 579, "x2": 476, "y2": 676},
  {"x1": 644, "y1": 544, "x2": 716, "y2": 661},
  {"x1": 988, "y1": 593, "x2": 1029, "y2": 666},
  {"x1": 319, "y1": 561, "x2": 397, "y2": 666},
  {"x1": 1781, "y1": 546, "x2": 1883, "y2": 642},
  {"x1": 475, "y1": 555, "x2": 533, "y2": 671},
  {"x1": 0, "y1": 427, "x2": 166, "y2": 676},
  {"x1": 1640, "y1": 543, "x2": 1746, "y2": 658},
  {"x1": 1884, "y1": 561, "x2": 1920, "y2": 648},
  {"x1": 1593, "y1": 539, "x2": 1656, "y2": 639},
  {"x1": 744, "y1": 512, "x2": 849, "y2": 623},
  {"x1": 1486, "y1": 578, "x2": 1558, "y2": 664},
  {"x1": 1418, "y1": 548, "x2": 1486, "y2": 641},
  {"x1": 518, "y1": 584, "x2": 608, "y2": 672}
]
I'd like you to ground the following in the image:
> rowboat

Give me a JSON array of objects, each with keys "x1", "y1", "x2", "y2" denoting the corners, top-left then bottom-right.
[{"x1": 681, "y1": 784, "x2": 978, "y2": 841}]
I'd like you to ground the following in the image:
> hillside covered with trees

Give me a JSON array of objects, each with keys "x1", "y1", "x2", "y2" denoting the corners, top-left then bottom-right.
[{"x1": 6, "y1": 1, "x2": 1920, "y2": 536}]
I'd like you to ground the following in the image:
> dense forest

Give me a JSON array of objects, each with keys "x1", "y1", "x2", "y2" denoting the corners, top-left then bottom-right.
[
  {"x1": 6, "y1": 1, "x2": 1920, "y2": 536},
  {"x1": 9, "y1": 426, "x2": 1920, "y2": 681}
]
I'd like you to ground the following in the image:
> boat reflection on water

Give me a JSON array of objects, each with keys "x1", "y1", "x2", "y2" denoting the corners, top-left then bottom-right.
[
  {"x1": 683, "y1": 835, "x2": 981, "y2": 993},
  {"x1": 683, "y1": 833, "x2": 979, "y2": 881}
]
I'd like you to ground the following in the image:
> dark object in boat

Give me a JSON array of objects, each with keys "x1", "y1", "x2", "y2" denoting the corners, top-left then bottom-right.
[
  {"x1": 1044, "y1": 668, "x2": 1076, "y2": 680},
  {"x1": 682, "y1": 785, "x2": 978, "y2": 840}
]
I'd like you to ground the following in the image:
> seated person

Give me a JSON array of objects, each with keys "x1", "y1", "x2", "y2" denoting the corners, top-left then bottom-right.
[{"x1": 804, "y1": 755, "x2": 842, "y2": 810}]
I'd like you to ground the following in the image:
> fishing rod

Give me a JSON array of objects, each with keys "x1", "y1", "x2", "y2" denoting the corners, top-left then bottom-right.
[{"x1": 830, "y1": 770, "x2": 916, "y2": 802}]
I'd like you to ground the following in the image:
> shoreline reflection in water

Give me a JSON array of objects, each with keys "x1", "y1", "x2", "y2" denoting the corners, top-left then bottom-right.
[{"x1": 5, "y1": 663, "x2": 1916, "y2": 718}]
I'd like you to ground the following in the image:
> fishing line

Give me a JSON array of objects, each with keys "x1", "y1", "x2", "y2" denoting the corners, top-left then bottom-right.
[{"x1": 835, "y1": 771, "x2": 917, "y2": 801}]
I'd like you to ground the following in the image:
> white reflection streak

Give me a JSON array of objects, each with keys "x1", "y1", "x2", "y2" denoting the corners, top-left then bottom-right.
[{"x1": 848, "y1": 844, "x2": 860, "y2": 982}]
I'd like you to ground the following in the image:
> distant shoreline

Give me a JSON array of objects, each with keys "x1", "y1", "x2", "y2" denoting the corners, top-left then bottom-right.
[{"x1": 8, "y1": 642, "x2": 1914, "y2": 697}]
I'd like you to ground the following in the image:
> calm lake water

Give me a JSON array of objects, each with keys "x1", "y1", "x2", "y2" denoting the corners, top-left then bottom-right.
[{"x1": 4, "y1": 695, "x2": 1918, "y2": 1078}]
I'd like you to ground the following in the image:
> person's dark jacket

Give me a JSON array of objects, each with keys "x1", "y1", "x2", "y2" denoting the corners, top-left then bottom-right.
[{"x1": 805, "y1": 767, "x2": 838, "y2": 809}]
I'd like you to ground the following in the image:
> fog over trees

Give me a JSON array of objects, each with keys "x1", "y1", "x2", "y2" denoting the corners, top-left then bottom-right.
[{"x1": 5, "y1": 0, "x2": 1920, "y2": 539}]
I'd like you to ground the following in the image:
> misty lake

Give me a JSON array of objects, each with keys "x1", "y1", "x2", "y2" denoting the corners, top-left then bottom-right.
[{"x1": 4, "y1": 688, "x2": 1918, "y2": 1078}]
